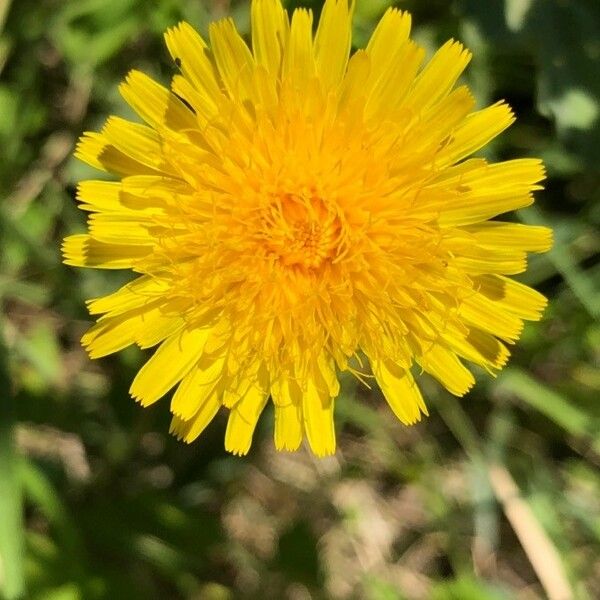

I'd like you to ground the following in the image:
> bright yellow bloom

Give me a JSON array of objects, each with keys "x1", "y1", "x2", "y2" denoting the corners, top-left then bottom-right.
[{"x1": 64, "y1": 0, "x2": 552, "y2": 456}]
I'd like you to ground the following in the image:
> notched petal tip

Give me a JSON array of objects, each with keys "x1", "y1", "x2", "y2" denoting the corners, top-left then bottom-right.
[
  {"x1": 163, "y1": 20, "x2": 189, "y2": 45},
  {"x1": 310, "y1": 443, "x2": 337, "y2": 458},
  {"x1": 169, "y1": 416, "x2": 187, "y2": 441},
  {"x1": 61, "y1": 234, "x2": 84, "y2": 266},
  {"x1": 274, "y1": 440, "x2": 303, "y2": 453},
  {"x1": 224, "y1": 436, "x2": 251, "y2": 456}
]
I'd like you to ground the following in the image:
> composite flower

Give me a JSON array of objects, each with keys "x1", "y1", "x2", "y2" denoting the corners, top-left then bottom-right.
[{"x1": 64, "y1": 0, "x2": 552, "y2": 456}]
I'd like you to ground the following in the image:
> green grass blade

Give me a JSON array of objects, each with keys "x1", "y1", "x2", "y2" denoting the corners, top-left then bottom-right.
[
  {"x1": 0, "y1": 321, "x2": 25, "y2": 600},
  {"x1": 497, "y1": 368, "x2": 591, "y2": 439},
  {"x1": 0, "y1": 0, "x2": 12, "y2": 32}
]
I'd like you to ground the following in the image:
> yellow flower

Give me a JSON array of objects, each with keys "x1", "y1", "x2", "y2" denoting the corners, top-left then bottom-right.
[{"x1": 64, "y1": 0, "x2": 552, "y2": 456}]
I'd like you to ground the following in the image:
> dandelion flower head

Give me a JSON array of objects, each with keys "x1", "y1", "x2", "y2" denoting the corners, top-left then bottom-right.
[{"x1": 64, "y1": 0, "x2": 552, "y2": 456}]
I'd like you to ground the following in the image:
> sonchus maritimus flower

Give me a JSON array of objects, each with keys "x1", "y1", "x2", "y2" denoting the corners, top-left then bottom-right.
[{"x1": 64, "y1": 0, "x2": 552, "y2": 456}]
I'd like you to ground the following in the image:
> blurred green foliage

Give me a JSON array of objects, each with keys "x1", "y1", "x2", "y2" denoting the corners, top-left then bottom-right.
[{"x1": 1, "y1": 0, "x2": 599, "y2": 599}]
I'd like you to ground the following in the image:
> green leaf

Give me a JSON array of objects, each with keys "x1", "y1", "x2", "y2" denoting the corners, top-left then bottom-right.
[{"x1": 531, "y1": 0, "x2": 600, "y2": 168}]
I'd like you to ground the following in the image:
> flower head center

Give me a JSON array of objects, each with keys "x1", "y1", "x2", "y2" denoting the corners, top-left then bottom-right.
[{"x1": 262, "y1": 191, "x2": 342, "y2": 270}]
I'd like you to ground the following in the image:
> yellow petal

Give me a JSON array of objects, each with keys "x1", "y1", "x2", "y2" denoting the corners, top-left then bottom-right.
[
  {"x1": 283, "y1": 8, "x2": 315, "y2": 88},
  {"x1": 459, "y1": 292, "x2": 524, "y2": 342},
  {"x1": 209, "y1": 18, "x2": 256, "y2": 102},
  {"x1": 101, "y1": 117, "x2": 177, "y2": 174},
  {"x1": 222, "y1": 372, "x2": 253, "y2": 408},
  {"x1": 62, "y1": 234, "x2": 152, "y2": 269},
  {"x1": 453, "y1": 250, "x2": 527, "y2": 275},
  {"x1": 365, "y1": 9, "x2": 411, "y2": 72},
  {"x1": 225, "y1": 383, "x2": 269, "y2": 456},
  {"x1": 473, "y1": 275, "x2": 548, "y2": 321},
  {"x1": 421, "y1": 85, "x2": 475, "y2": 134},
  {"x1": 169, "y1": 390, "x2": 221, "y2": 443},
  {"x1": 315, "y1": 0, "x2": 352, "y2": 90},
  {"x1": 365, "y1": 41, "x2": 424, "y2": 120},
  {"x1": 81, "y1": 314, "x2": 143, "y2": 359},
  {"x1": 249, "y1": 64, "x2": 279, "y2": 115},
  {"x1": 75, "y1": 132, "x2": 160, "y2": 176},
  {"x1": 408, "y1": 40, "x2": 471, "y2": 110},
  {"x1": 302, "y1": 357, "x2": 337, "y2": 456},
  {"x1": 436, "y1": 101, "x2": 515, "y2": 167},
  {"x1": 76, "y1": 181, "x2": 120, "y2": 212},
  {"x1": 223, "y1": 360, "x2": 269, "y2": 409},
  {"x1": 442, "y1": 328, "x2": 509, "y2": 372},
  {"x1": 463, "y1": 222, "x2": 553, "y2": 253},
  {"x1": 171, "y1": 355, "x2": 226, "y2": 420},
  {"x1": 274, "y1": 402, "x2": 303, "y2": 451},
  {"x1": 164, "y1": 22, "x2": 223, "y2": 116},
  {"x1": 82, "y1": 301, "x2": 177, "y2": 359},
  {"x1": 317, "y1": 352, "x2": 340, "y2": 397},
  {"x1": 364, "y1": 10, "x2": 420, "y2": 120},
  {"x1": 418, "y1": 344, "x2": 475, "y2": 397},
  {"x1": 119, "y1": 70, "x2": 197, "y2": 131},
  {"x1": 270, "y1": 372, "x2": 301, "y2": 407},
  {"x1": 338, "y1": 50, "x2": 370, "y2": 114},
  {"x1": 121, "y1": 176, "x2": 191, "y2": 207},
  {"x1": 170, "y1": 74, "x2": 214, "y2": 124},
  {"x1": 372, "y1": 359, "x2": 427, "y2": 425},
  {"x1": 427, "y1": 159, "x2": 545, "y2": 226},
  {"x1": 77, "y1": 176, "x2": 190, "y2": 213},
  {"x1": 87, "y1": 213, "x2": 166, "y2": 245},
  {"x1": 427, "y1": 157, "x2": 486, "y2": 185},
  {"x1": 251, "y1": 0, "x2": 289, "y2": 77},
  {"x1": 400, "y1": 87, "x2": 474, "y2": 164},
  {"x1": 135, "y1": 314, "x2": 185, "y2": 350},
  {"x1": 130, "y1": 327, "x2": 212, "y2": 406},
  {"x1": 86, "y1": 276, "x2": 167, "y2": 316}
]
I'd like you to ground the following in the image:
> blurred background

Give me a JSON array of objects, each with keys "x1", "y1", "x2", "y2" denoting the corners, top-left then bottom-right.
[{"x1": 1, "y1": 0, "x2": 599, "y2": 598}]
